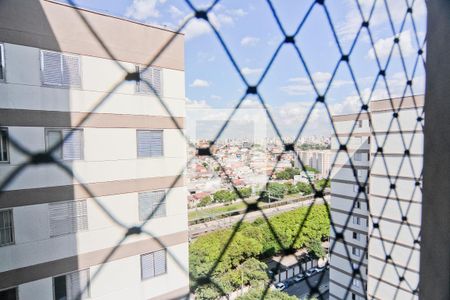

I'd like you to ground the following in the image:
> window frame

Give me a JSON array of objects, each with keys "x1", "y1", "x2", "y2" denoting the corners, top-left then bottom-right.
[
  {"x1": 0, "y1": 127, "x2": 10, "y2": 163},
  {"x1": 45, "y1": 128, "x2": 84, "y2": 161},
  {"x1": 0, "y1": 286, "x2": 18, "y2": 300},
  {"x1": 136, "y1": 129, "x2": 164, "y2": 158},
  {"x1": 0, "y1": 208, "x2": 15, "y2": 247},
  {"x1": 0, "y1": 43, "x2": 5, "y2": 82},
  {"x1": 40, "y1": 50, "x2": 82, "y2": 89},
  {"x1": 352, "y1": 246, "x2": 361, "y2": 257},
  {"x1": 140, "y1": 249, "x2": 167, "y2": 280},
  {"x1": 52, "y1": 269, "x2": 91, "y2": 300},
  {"x1": 138, "y1": 189, "x2": 167, "y2": 221}
]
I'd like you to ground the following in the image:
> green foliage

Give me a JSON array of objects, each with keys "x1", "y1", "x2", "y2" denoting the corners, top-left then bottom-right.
[
  {"x1": 266, "y1": 182, "x2": 287, "y2": 199},
  {"x1": 315, "y1": 178, "x2": 330, "y2": 190},
  {"x1": 237, "y1": 288, "x2": 297, "y2": 300},
  {"x1": 304, "y1": 166, "x2": 319, "y2": 173},
  {"x1": 198, "y1": 195, "x2": 213, "y2": 207},
  {"x1": 190, "y1": 205, "x2": 331, "y2": 297},
  {"x1": 307, "y1": 238, "x2": 325, "y2": 258},
  {"x1": 213, "y1": 190, "x2": 237, "y2": 203},
  {"x1": 237, "y1": 187, "x2": 252, "y2": 198},
  {"x1": 275, "y1": 167, "x2": 301, "y2": 180}
]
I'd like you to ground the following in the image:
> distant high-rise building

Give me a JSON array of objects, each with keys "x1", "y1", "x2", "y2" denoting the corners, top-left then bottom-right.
[
  {"x1": 329, "y1": 96, "x2": 424, "y2": 300},
  {"x1": 295, "y1": 150, "x2": 333, "y2": 178},
  {"x1": 0, "y1": 1, "x2": 188, "y2": 299}
]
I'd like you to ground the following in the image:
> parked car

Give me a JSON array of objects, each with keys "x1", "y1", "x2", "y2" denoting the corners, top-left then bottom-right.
[
  {"x1": 316, "y1": 265, "x2": 326, "y2": 272},
  {"x1": 305, "y1": 268, "x2": 317, "y2": 277},
  {"x1": 294, "y1": 273, "x2": 305, "y2": 282},
  {"x1": 274, "y1": 282, "x2": 286, "y2": 291}
]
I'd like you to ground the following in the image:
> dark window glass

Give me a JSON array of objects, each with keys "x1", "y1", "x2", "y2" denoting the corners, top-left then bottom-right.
[
  {"x1": 0, "y1": 288, "x2": 17, "y2": 300},
  {"x1": 54, "y1": 275, "x2": 67, "y2": 300}
]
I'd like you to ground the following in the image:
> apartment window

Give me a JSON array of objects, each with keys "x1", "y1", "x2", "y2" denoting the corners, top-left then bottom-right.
[
  {"x1": 0, "y1": 128, "x2": 9, "y2": 162},
  {"x1": 352, "y1": 247, "x2": 361, "y2": 257},
  {"x1": 137, "y1": 130, "x2": 163, "y2": 157},
  {"x1": 40, "y1": 50, "x2": 81, "y2": 87},
  {"x1": 353, "y1": 216, "x2": 360, "y2": 225},
  {"x1": 353, "y1": 137, "x2": 362, "y2": 145},
  {"x1": 53, "y1": 269, "x2": 90, "y2": 300},
  {"x1": 357, "y1": 169, "x2": 366, "y2": 179},
  {"x1": 353, "y1": 185, "x2": 359, "y2": 193},
  {"x1": 49, "y1": 200, "x2": 88, "y2": 237},
  {"x1": 141, "y1": 249, "x2": 167, "y2": 280},
  {"x1": 353, "y1": 232, "x2": 360, "y2": 241},
  {"x1": 354, "y1": 152, "x2": 362, "y2": 161},
  {"x1": 352, "y1": 263, "x2": 358, "y2": 270},
  {"x1": 353, "y1": 279, "x2": 360, "y2": 287},
  {"x1": 356, "y1": 200, "x2": 361, "y2": 209},
  {"x1": 0, "y1": 209, "x2": 14, "y2": 247},
  {"x1": 0, "y1": 287, "x2": 17, "y2": 300},
  {"x1": 46, "y1": 129, "x2": 83, "y2": 160},
  {"x1": 138, "y1": 190, "x2": 166, "y2": 221},
  {"x1": 358, "y1": 120, "x2": 363, "y2": 128},
  {"x1": 352, "y1": 293, "x2": 356, "y2": 300},
  {"x1": 0, "y1": 44, "x2": 5, "y2": 81},
  {"x1": 136, "y1": 66, "x2": 162, "y2": 96}
]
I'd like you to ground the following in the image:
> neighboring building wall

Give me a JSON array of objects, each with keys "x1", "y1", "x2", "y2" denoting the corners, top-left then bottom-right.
[
  {"x1": 329, "y1": 113, "x2": 370, "y2": 300},
  {"x1": 367, "y1": 96, "x2": 424, "y2": 300},
  {"x1": 0, "y1": 1, "x2": 188, "y2": 300}
]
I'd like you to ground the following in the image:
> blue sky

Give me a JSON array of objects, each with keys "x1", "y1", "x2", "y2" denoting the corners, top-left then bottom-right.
[{"x1": 61, "y1": 0, "x2": 427, "y2": 138}]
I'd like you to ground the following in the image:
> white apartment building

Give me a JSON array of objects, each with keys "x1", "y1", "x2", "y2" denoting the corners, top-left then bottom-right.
[
  {"x1": 295, "y1": 150, "x2": 333, "y2": 178},
  {"x1": 329, "y1": 96, "x2": 424, "y2": 300},
  {"x1": 367, "y1": 96, "x2": 423, "y2": 300},
  {"x1": 329, "y1": 112, "x2": 370, "y2": 300},
  {"x1": 0, "y1": 1, "x2": 188, "y2": 300}
]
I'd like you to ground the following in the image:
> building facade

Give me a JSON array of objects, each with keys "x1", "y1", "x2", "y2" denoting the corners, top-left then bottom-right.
[
  {"x1": 0, "y1": 1, "x2": 188, "y2": 299},
  {"x1": 329, "y1": 112, "x2": 370, "y2": 300},
  {"x1": 329, "y1": 96, "x2": 424, "y2": 300},
  {"x1": 367, "y1": 96, "x2": 423, "y2": 299}
]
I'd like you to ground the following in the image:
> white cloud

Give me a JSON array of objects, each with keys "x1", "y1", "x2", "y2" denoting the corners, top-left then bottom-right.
[
  {"x1": 190, "y1": 79, "x2": 210, "y2": 88},
  {"x1": 336, "y1": 0, "x2": 426, "y2": 43},
  {"x1": 168, "y1": 5, "x2": 184, "y2": 18},
  {"x1": 211, "y1": 95, "x2": 222, "y2": 100},
  {"x1": 197, "y1": 52, "x2": 216, "y2": 62},
  {"x1": 227, "y1": 8, "x2": 247, "y2": 17},
  {"x1": 182, "y1": 6, "x2": 246, "y2": 40},
  {"x1": 368, "y1": 30, "x2": 416, "y2": 60},
  {"x1": 241, "y1": 67, "x2": 262, "y2": 76},
  {"x1": 241, "y1": 36, "x2": 260, "y2": 47},
  {"x1": 125, "y1": 0, "x2": 160, "y2": 21},
  {"x1": 186, "y1": 98, "x2": 211, "y2": 109},
  {"x1": 281, "y1": 72, "x2": 352, "y2": 96}
]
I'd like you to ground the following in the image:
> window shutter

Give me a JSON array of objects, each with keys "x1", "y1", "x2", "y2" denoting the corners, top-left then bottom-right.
[
  {"x1": 0, "y1": 129, "x2": 8, "y2": 162},
  {"x1": 49, "y1": 200, "x2": 87, "y2": 237},
  {"x1": 49, "y1": 202, "x2": 72, "y2": 236},
  {"x1": 42, "y1": 51, "x2": 62, "y2": 85},
  {"x1": 138, "y1": 66, "x2": 162, "y2": 95},
  {"x1": 139, "y1": 67, "x2": 153, "y2": 94},
  {"x1": 152, "y1": 191, "x2": 166, "y2": 218},
  {"x1": 141, "y1": 252, "x2": 155, "y2": 279},
  {"x1": 138, "y1": 192, "x2": 152, "y2": 221},
  {"x1": 67, "y1": 269, "x2": 90, "y2": 300},
  {"x1": 47, "y1": 130, "x2": 63, "y2": 159},
  {"x1": 63, "y1": 129, "x2": 83, "y2": 160},
  {"x1": 139, "y1": 191, "x2": 166, "y2": 221},
  {"x1": 137, "y1": 130, "x2": 163, "y2": 157},
  {"x1": 73, "y1": 200, "x2": 88, "y2": 232},
  {"x1": 62, "y1": 54, "x2": 81, "y2": 87},
  {"x1": 153, "y1": 249, "x2": 166, "y2": 276},
  {"x1": 0, "y1": 210, "x2": 14, "y2": 246},
  {"x1": 152, "y1": 67, "x2": 162, "y2": 96}
]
